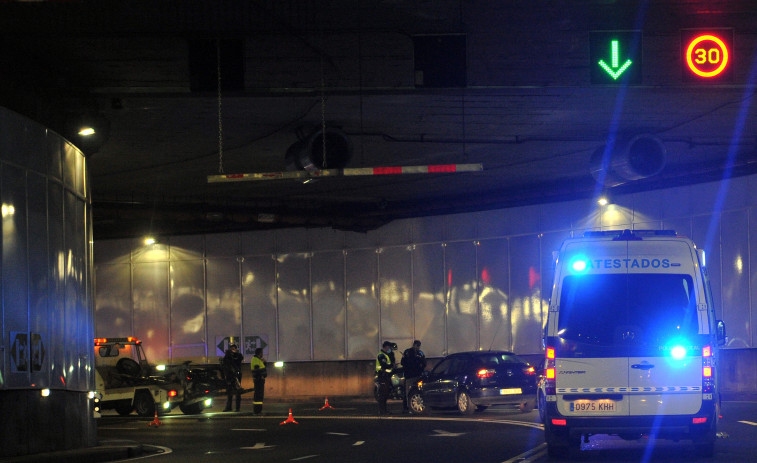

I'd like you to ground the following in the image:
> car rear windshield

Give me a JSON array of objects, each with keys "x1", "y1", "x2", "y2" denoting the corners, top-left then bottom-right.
[{"x1": 557, "y1": 273, "x2": 698, "y2": 347}]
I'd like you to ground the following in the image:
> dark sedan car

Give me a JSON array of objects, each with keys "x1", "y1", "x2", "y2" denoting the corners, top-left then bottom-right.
[{"x1": 406, "y1": 350, "x2": 538, "y2": 415}]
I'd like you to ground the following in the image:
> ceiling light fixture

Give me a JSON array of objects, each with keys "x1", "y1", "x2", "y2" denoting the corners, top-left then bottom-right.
[
  {"x1": 598, "y1": 197, "x2": 609, "y2": 206},
  {"x1": 144, "y1": 236, "x2": 156, "y2": 245},
  {"x1": 78, "y1": 127, "x2": 96, "y2": 136}
]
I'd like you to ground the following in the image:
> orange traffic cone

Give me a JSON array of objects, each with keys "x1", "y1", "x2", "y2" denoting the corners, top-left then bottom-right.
[
  {"x1": 148, "y1": 409, "x2": 162, "y2": 427},
  {"x1": 279, "y1": 408, "x2": 299, "y2": 425},
  {"x1": 319, "y1": 397, "x2": 335, "y2": 410}
]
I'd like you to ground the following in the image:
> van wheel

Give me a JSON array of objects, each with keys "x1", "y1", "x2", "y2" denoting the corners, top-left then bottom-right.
[
  {"x1": 519, "y1": 399, "x2": 534, "y2": 413},
  {"x1": 538, "y1": 392, "x2": 546, "y2": 423},
  {"x1": 134, "y1": 391, "x2": 156, "y2": 417},
  {"x1": 693, "y1": 428, "x2": 716, "y2": 457},
  {"x1": 457, "y1": 391, "x2": 475, "y2": 415},
  {"x1": 545, "y1": 425, "x2": 580, "y2": 459}
]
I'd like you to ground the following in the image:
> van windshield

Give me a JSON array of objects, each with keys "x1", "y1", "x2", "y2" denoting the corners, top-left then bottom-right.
[{"x1": 557, "y1": 273, "x2": 698, "y2": 347}]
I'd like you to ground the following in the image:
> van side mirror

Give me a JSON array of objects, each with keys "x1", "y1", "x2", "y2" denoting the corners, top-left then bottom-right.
[{"x1": 716, "y1": 320, "x2": 727, "y2": 346}]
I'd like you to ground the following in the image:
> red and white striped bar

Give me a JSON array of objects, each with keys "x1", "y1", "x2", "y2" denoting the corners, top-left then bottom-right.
[
  {"x1": 342, "y1": 163, "x2": 482, "y2": 176},
  {"x1": 207, "y1": 163, "x2": 482, "y2": 183}
]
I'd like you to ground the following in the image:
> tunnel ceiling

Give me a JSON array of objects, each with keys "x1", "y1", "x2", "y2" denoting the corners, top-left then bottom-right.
[{"x1": 1, "y1": 1, "x2": 756, "y2": 240}]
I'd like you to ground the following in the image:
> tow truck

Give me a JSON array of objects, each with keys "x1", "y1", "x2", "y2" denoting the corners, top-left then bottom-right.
[{"x1": 94, "y1": 337, "x2": 226, "y2": 416}]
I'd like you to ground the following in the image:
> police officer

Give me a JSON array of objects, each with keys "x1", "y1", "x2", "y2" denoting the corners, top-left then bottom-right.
[
  {"x1": 250, "y1": 348, "x2": 267, "y2": 414},
  {"x1": 222, "y1": 343, "x2": 243, "y2": 412},
  {"x1": 401, "y1": 340, "x2": 426, "y2": 412},
  {"x1": 376, "y1": 341, "x2": 394, "y2": 415}
]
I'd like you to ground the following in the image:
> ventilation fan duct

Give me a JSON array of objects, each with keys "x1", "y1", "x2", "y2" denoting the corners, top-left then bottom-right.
[
  {"x1": 590, "y1": 135, "x2": 666, "y2": 186},
  {"x1": 285, "y1": 128, "x2": 353, "y2": 173}
]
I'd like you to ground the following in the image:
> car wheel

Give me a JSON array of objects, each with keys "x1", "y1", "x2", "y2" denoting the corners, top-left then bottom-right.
[
  {"x1": 115, "y1": 400, "x2": 133, "y2": 416},
  {"x1": 538, "y1": 391, "x2": 546, "y2": 423},
  {"x1": 407, "y1": 391, "x2": 427, "y2": 415},
  {"x1": 134, "y1": 391, "x2": 156, "y2": 417},
  {"x1": 457, "y1": 391, "x2": 475, "y2": 415},
  {"x1": 179, "y1": 402, "x2": 204, "y2": 415}
]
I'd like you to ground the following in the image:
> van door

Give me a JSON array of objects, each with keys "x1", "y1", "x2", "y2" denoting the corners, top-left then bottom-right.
[
  {"x1": 624, "y1": 240, "x2": 703, "y2": 416},
  {"x1": 553, "y1": 240, "x2": 630, "y2": 418}
]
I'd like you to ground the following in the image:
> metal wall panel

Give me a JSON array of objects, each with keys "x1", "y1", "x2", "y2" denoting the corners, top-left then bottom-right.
[
  {"x1": 28, "y1": 173, "x2": 49, "y2": 388},
  {"x1": 241, "y1": 255, "x2": 276, "y2": 359},
  {"x1": 133, "y1": 262, "x2": 170, "y2": 363},
  {"x1": 47, "y1": 182, "x2": 65, "y2": 389},
  {"x1": 312, "y1": 251, "x2": 346, "y2": 360},
  {"x1": 445, "y1": 241, "x2": 477, "y2": 354},
  {"x1": 169, "y1": 235, "x2": 204, "y2": 261},
  {"x1": 94, "y1": 264, "x2": 132, "y2": 337},
  {"x1": 346, "y1": 249, "x2": 378, "y2": 360},
  {"x1": 3, "y1": 164, "x2": 29, "y2": 388},
  {"x1": 477, "y1": 239, "x2": 510, "y2": 351},
  {"x1": 169, "y1": 259, "x2": 206, "y2": 361},
  {"x1": 692, "y1": 214, "x2": 723, "y2": 320},
  {"x1": 207, "y1": 258, "x2": 241, "y2": 359},
  {"x1": 412, "y1": 244, "x2": 445, "y2": 358},
  {"x1": 379, "y1": 246, "x2": 413, "y2": 347},
  {"x1": 205, "y1": 233, "x2": 240, "y2": 257},
  {"x1": 276, "y1": 253, "x2": 312, "y2": 361},
  {"x1": 509, "y1": 234, "x2": 544, "y2": 354},
  {"x1": 64, "y1": 191, "x2": 83, "y2": 390},
  {"x1": 721, "y1": 210, "x2": 750, "y2": 347},
  {"x1": 751, "y1": 208, "x2": 757, "y2": 348}
]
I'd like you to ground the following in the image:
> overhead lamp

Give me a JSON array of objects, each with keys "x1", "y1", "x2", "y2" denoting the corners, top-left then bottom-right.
[
  {"x1": 598, "y1": 197, "x2": 609, "y2": 206},
  {"x1": 78, "y1": 127, "x2": 96, "y2": 136}
]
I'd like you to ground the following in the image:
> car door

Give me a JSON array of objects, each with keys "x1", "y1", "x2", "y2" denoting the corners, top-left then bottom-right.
[{"x1": 421, "y1": 357, "x2": 452, "y2": 406}]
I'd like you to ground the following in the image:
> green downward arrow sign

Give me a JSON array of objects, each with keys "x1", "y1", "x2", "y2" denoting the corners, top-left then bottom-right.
[{"x1": 598, "y1": 40, "x2": 633, "y2": 80}]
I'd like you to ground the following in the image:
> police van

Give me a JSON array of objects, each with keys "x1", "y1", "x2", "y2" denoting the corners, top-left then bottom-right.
[{"x1": 541, "y1": 229, "x2": 726, "y2": 458}]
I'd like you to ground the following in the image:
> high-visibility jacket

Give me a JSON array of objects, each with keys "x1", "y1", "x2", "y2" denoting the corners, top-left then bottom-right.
[
  {"x1": 376, "y1": 351, "x2": 392, "y2": 375},
  {"x1": 250, "y1": 356, "x2": 267, "y2": 379}
]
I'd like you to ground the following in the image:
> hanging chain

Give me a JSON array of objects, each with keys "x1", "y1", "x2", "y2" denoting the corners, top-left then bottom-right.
[{"x1": 217, "y1": 38, "x2": 224, "y2": 174}]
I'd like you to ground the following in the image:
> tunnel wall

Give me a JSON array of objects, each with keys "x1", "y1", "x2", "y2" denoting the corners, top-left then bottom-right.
[
  {"x1": 0, "y1": 107, "x2": 95, "y2": 457},
  {"x1": 94, "y1": 174, "x2": 757, "y2": 398}
]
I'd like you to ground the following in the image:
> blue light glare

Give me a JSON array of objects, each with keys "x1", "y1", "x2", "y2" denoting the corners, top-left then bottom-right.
[
  {"x1": 670, "y1": 345, "x2": 687, "y2": 360},
  {"x1": 571, "y1": 258, "x2": 588, "y2": 272}
]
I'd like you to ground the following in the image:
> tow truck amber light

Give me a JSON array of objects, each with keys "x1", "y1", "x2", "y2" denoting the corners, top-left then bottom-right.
[
  {"x1": 703, "y1": 345, "x2": 712, "y2": 357},
  {"x1": 552, "y1": 418, "x2": 567, "y2": 426},
  {"x1": 692, "y1": 417, "x2": 708, "y2": 424},
  {"x1": 546, "y1": 368, "x2": 555, "y2": 379},
  {"x1": 546, "y1": 347, "x2": 555, "y2": 359},
  {"x1": 703, "y1": 367, "x2": 712, "y2": 377}
]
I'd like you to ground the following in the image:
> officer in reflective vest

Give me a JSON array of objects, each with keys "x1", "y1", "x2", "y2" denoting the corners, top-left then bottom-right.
[
  {"x1": 375, "y1": 341, "x2": 394, "y2": 415},
  {"x1": 250, "y1": 348, "x2": 267, "y2": 414}
]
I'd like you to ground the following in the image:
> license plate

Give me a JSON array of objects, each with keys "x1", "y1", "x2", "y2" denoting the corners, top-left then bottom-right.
[
  {"x1": 499, "y1": 388, "x2": 522, "y2": 395},
  {"x1": 569, "y1": 400, "x2": 616, "y2": 412}
]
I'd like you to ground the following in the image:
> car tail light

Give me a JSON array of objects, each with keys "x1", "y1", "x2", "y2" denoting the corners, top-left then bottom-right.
[
  {"x1": 692, "y1": 417, "x2": 707, "y2": 424},
  {"x1": 551, "y1": 418, "x2": 567, "y2": 426},
  {"x1": 168, "y1": 390, "x2": 178, "y2": 397},
  {"x1": 523, "y1": 366, "x2": 536, "y2": 375},
  {"x1": 702, "y1": 345, "x2": 714, "y2": 393},
  {"x1": 477, "y1": 369, "x2": 495, "y2": 379},
  {"x1": 546, "y1": 347, "x2": 555, "y2": 359}
]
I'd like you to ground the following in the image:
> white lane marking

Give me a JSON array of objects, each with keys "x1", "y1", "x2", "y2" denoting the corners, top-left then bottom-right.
[
  {"x1": 327, "y1": 432, "x2": 349, "y2": 436},
  {"x1": 501, "y1": 443, "x2": 547, "y2": 463},
  {"x1": 233, "y1": 428, "x2": 267, "y2": 431},
  {"x1": 432, "y1": 429, "x2": 467, "y2": 437},
  {"x1": 291, "y1": 455, "x2": 319, "y2": 460},
  {"x1": 353, "y1": 441, "x2": 365, "y2": 446},
  {"x1": 738, "y1": 420, "x2": 757, "y2": 426},
  {"x1": 240, "y1": 442, "x2": 276, "y2": 450}
]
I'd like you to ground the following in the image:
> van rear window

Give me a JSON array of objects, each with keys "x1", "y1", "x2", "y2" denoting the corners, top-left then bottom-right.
[{"x1": 557, "y1": 274, "x2": 698, "y2": 346}]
